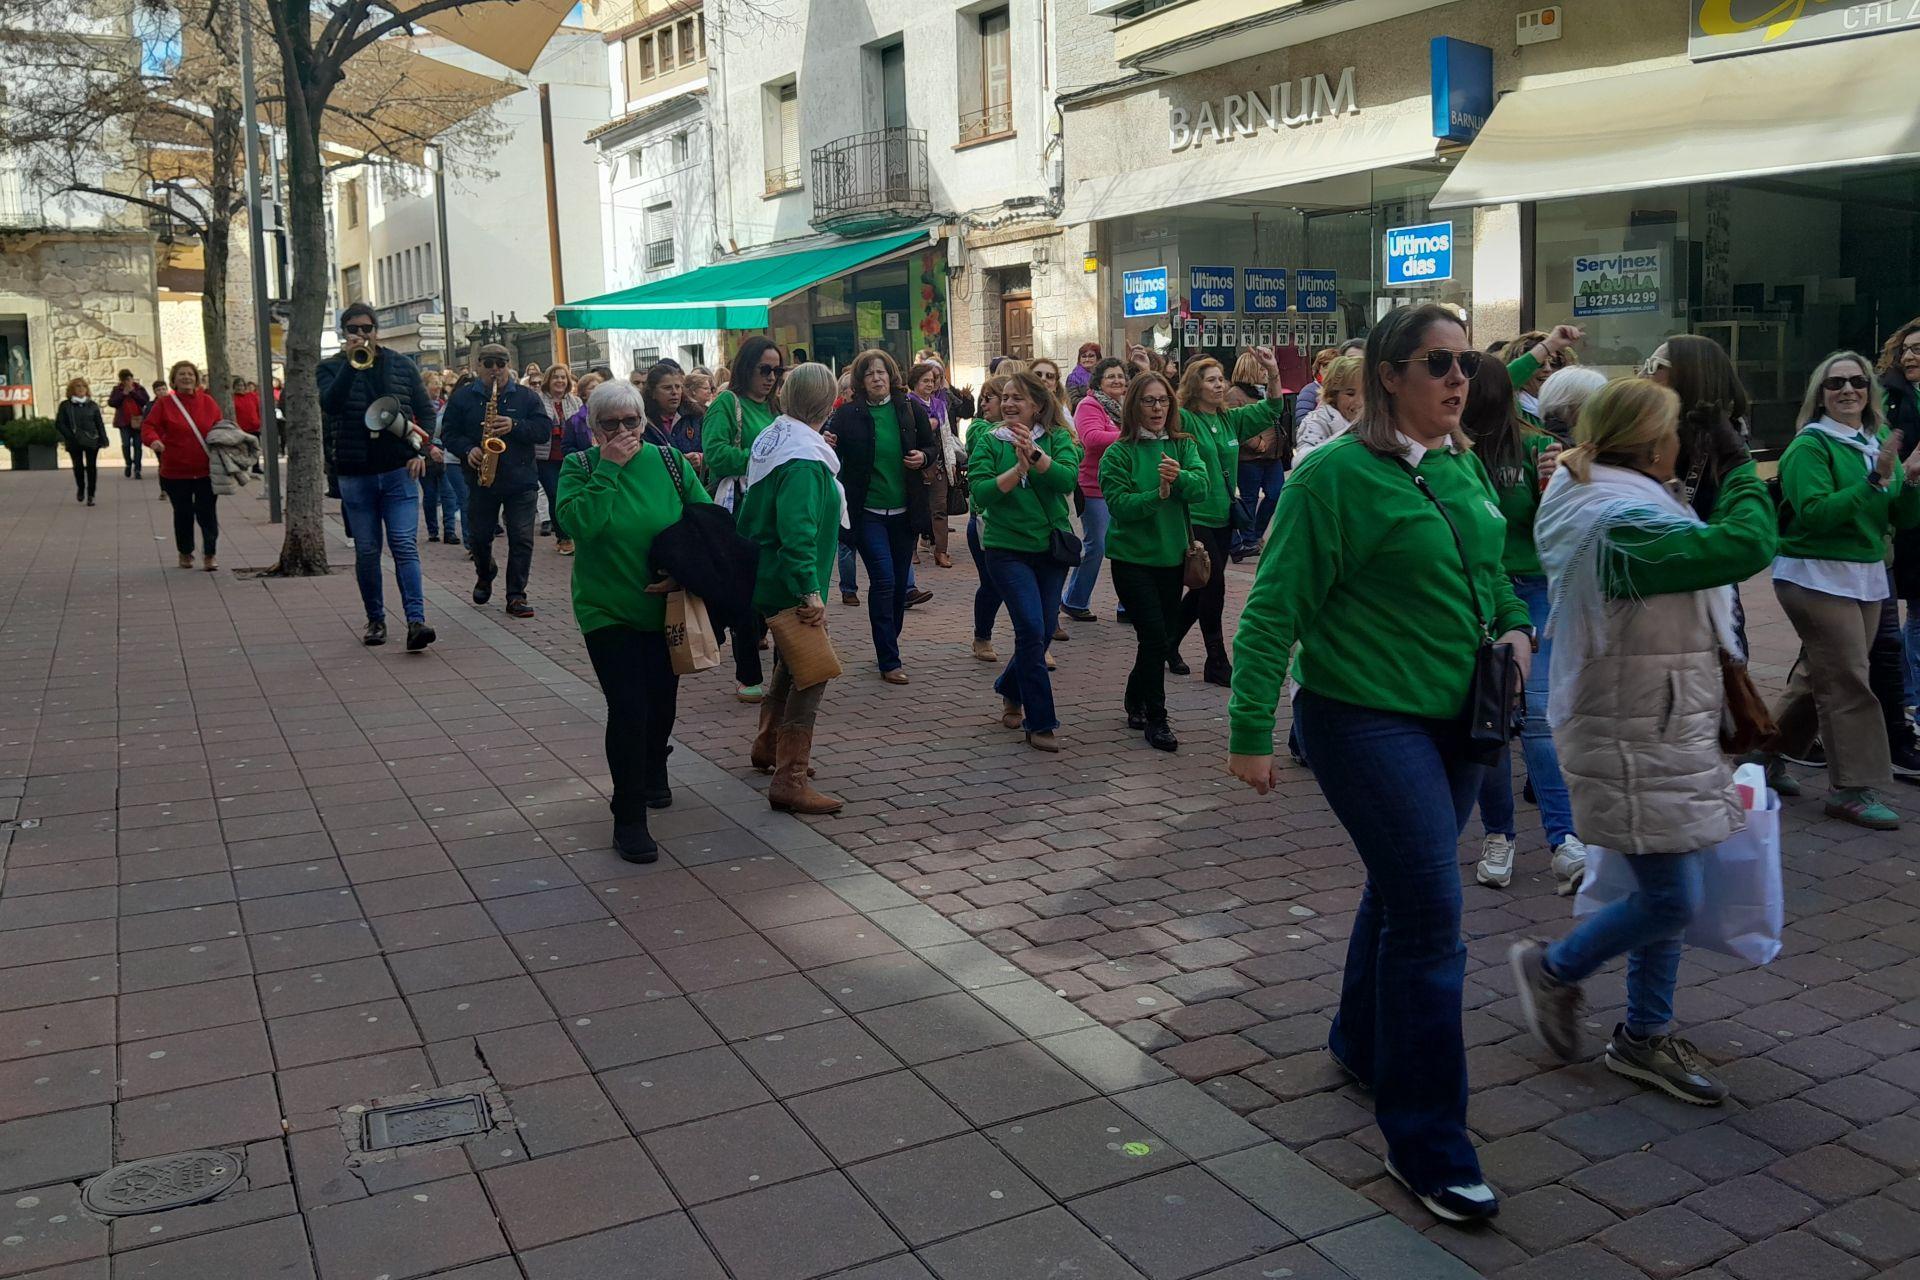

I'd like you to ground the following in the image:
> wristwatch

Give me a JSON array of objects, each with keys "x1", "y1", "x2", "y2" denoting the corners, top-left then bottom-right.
[{"x1": 1515, "y1": 624, "x2": 1540, "y2": 653}]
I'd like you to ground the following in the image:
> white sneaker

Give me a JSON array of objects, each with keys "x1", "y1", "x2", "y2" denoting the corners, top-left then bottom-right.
[
  {"x1": 1551, "y1": 836, "x2": 1588, "y2": 897},
  {"x1": 1475, "y1": 833, "x2": 1515, "y2": 888}
]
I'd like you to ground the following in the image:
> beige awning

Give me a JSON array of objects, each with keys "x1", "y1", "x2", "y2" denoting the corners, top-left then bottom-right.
[
  {"x1": 1431, "y1": 29, "x2": 1920, "y2": 210},
  {"x1": 415, "y1": 0, "x2": 578, "y2": 76},
  {"x1": 1059, "y1": 106, "x2": 1437, "y2": 226}
]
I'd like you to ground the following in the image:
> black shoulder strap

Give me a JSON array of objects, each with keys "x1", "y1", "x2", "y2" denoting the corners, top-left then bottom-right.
[
  {"x1": 657, "y1": 443, "x2": 688, "y2": 503},
  {"x1": 1393, "y1": 456, "x2": 1491, "y2": 640}
]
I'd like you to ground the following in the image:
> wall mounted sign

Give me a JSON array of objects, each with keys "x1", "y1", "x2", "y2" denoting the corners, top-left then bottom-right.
[
  {"x1": 1384, "y1": 222, "x2": 1454, "y2": 286},
  {"x1": 1168, "y1": 68, "x2": 1358, "y2": 152},
  {"x1": 1188, "y1": 266, "x2": 1237, "y2": 314},
  {"x1": 1690, "y1": 0, "x2": 1920, "y2": 59},
  {"x1": 1122, "y1": 267, "x2": 1169, "y2": 318},
  {"x1": 1429, "y1": 36, "x2": 1494, "y2": 143}
]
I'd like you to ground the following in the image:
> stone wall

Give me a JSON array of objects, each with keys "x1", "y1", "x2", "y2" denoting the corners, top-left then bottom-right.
[{"x1": 0, "y1": 230, "x2": 158, "y2": 407}]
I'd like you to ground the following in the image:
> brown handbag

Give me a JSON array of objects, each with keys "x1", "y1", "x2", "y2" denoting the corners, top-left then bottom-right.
[
  {"x1": 1180, "y1": 503, "x2": 1212, "y2": 591},
  {"x1": 1719, "y1": 650, "x2": 1776, "y2": 756}
]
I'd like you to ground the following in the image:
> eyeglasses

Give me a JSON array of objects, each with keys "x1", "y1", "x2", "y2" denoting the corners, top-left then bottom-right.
[
  {"x1": 1822, "y1": 374, "x2": 1872, "y2": 392},
  {"x1": 756, "y1": 363, "x2": 784, "y2": 378},
  {"x1": 1903, "y1": 339, "x2": 1920, "y2": 354},
  {"x1": 480, "y1": 358, "x2": 507, "y2": 369},
  {"x1": 1394, "y1": 349, "x2": 1483, "y2": 379},
  {"x1": 1137, "y1": 395, "x2": 1170, "y2": 407},
  {"x1": 601, "y1": 414, "x2": 644, "y2": 432},
  {"x1": 344, "y1": 323, "x2": 375, "y2": 336}
]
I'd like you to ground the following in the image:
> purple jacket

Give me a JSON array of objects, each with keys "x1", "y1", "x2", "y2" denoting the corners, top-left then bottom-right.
[{"x1": 561, "y1": 404, "x2": 594, "y2": 455}]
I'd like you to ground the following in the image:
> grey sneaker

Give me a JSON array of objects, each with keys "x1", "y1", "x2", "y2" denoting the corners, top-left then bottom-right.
[
  {"x1": 1475, "y1": 833, "x2": 1515, "y2": 888},
  {"x1": 1604, "y1": 1026, "x2": 1727, "y2": 1106},
  {"x1": 1509, "y1": 939, "x2": 1584, "y2": 1061},
  {"x1": 1550, "y1": 836, "x2": 1588, "y2": 897}
]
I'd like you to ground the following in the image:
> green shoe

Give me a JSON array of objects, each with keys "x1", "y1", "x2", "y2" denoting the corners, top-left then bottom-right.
[
  {"x1": 1824, "y1": 788, "x2": 1899, "y2": 831},
  {"x1": 1742, "y1": 752, "x2": 1800, "y2": 798}
]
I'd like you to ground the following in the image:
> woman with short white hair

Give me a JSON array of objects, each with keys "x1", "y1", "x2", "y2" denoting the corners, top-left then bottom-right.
[{"x1": 1537, "y1": 366, "x2": 1609, "y2": 442}]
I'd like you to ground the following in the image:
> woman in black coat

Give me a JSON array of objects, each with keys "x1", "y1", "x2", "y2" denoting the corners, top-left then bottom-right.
[
  {"x1": 826, "y1": 348, "x2": 935, "y2": 684},
  {"x1": 54, "y1": 376, "x2": 109, "y2": 506}
]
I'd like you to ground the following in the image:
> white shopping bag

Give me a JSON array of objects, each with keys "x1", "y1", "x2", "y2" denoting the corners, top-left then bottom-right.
[{"x1": 1573, "y1": 792, "x2": 1782, "y2": 967}]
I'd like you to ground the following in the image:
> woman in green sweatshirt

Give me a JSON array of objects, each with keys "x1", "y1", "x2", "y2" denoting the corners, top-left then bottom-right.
[
  {"x1": 702, "y1": 336, "x2": 785, "y2": 703},
  {"x1": 1099, "y1": 371, "x2": 1206, "y2": 752},
  {"x1": 1227, "y1": 305, "x2": 1532, "y2": 1225},
  {"x1": 969, "y1": 370, "x2": 1083, "y2": 752},
  {"x1": 556, "y1": 380, "x2": 711, "y2": 865},
  {"x1": 733, "y1": 363, "x2": 847, "y2": 816},
  {"x1": 1759, "y1": 351, "x2": 1920, "y2": 830},
  {"x1": 1172, "y1": 350, "x2": 1286, "y2": 685}
]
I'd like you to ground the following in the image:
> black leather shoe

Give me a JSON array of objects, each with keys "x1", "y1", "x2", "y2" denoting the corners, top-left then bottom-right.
[
  {"x1": 406, "y1": 622, "x2": 436, "y2": 652},
  {"x1": 1063, "y1": 606, "x2": 1097, "y2": 622},
  {"x1": 1167, "y1": 653, "x2": 1191, "y2": 676},
  {"x1": 644, "y1": 787, "x2": 673, "y2": 810},
  {"x1": 1126, "y1": 707, "x2": 1147, "y2": 731},
  {"x1": 506, "y1": 597, "x2": 535, "y2": 619},
  {"x1": 1203, "y1": 660, "x2": 1233, "y2": 688},
  {"x1": 363, "y1": 619, "x2": 387, "y2": 646},
  {"x1": 1145, "y1": 714, "x2": 1179, "y2": 752},
  {"x1": 472, "y1": 571, "x2": 494, "y2": 605},
  {"x1": 614, "y1": 822, "x2": 658, "y2": 864}
]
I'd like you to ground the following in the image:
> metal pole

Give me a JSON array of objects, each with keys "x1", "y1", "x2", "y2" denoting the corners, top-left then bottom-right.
[
  {"x1": 537, "y1": 83, "x2": 568, "y2": 367},
  {"x1": 432, "y1": 146, "x2": 455, "y2": 370},
  {"x1": 238, "y1": 8, "x2": 282, "y2": 522}
]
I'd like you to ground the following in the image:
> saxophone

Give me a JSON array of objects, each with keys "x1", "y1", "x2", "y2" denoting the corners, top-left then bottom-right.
[{"x1": 477, "y1": 377, "x2": 506, "y2": 487}]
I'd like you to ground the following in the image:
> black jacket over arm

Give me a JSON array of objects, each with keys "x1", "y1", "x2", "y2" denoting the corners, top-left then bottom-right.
[
  {"x1": 825, "y1": 392, "x2": 935, "y2": 545},
  {"x1": 1884, "y1": 370, "x2": 1920, "y2": 600},
  {"x1": 318, "y1": 348, "x2": 435, "y2": 476}
]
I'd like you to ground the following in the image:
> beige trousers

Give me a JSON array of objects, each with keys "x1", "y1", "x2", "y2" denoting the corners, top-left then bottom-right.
[{"x1": 1772, "y1": 579, "x2": 1890, "y2": 790}]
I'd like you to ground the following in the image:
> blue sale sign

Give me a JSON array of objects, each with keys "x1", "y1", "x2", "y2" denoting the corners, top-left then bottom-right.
[
  {"x1": 1384, "y1": 222, "x2": 1453, "y2": 286},
  {"x1": 1122, "y1": 267, "x2": 1169, "y2": 318},
  {"x1": 1243, "y1": 269, "x2": 1289, "y2": 315},
  {"x1": 1295, "y1": 270, "x2": 1336, "y2": 314},
  {"x1": 1188, "y1": 265, "x2": 1237, "y2": 314}
]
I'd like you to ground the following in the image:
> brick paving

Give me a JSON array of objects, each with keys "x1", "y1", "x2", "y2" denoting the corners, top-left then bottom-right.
[{"x1": 2, "y1": 468, "x2": 1916, "y2": 1279}]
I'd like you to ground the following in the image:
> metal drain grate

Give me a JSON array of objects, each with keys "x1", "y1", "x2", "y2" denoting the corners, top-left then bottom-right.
[
  {"x1": 83, "y1": 1151, "x2": 243, "y2": 1217},
  {"x1": 362, "y1": 1094, "x2": 490, "y2": 1151}
]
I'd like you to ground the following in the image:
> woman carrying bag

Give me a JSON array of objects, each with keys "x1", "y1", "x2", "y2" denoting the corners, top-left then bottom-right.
[
  {"x1": 735, "y1": 363, "x2": 847, "y2": 815},
  {"x1": 142, "y1": 361, "x2": 225, "y2": 571},
  {"x1": 55, "y1": 377, "x2": 108, "y2": 506},
  {"x1": 1511, "y1": 377, "x2": 1776, "y2": 1106},
  {"x1": 1099, "y1": 371, "x2": 1206, "y2": 752}
]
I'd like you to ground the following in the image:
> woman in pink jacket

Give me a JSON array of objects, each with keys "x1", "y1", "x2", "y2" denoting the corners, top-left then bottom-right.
[{"x1": 1062, "y1": 358, "x2": 1130, "y2": 622}]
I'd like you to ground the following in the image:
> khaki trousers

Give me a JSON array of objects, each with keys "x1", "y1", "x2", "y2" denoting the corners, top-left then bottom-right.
[{"x1": 1772, "y1": 579, "x2": 1890, "y2": 790}]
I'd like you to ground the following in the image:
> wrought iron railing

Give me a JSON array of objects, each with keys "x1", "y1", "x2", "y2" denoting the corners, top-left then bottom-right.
[
  {"x1": 376, "y1": 298, "x2": 436, "y2": 328},
  {"x1": 958, "y1": 101, "x2": 1013, "y2": 145},
  {"x1": 763, "y1": 163, "x2": 802, "y2": 197},
  {"x1": 809, "y1": 127, "x2": 931, "y2": 234},
  {"x1": 646, "y1": 238, "x2": 674, "y2": 269}
]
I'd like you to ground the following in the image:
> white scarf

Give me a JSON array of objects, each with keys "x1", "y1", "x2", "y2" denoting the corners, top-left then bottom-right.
[
  {"x1": 748, "y1": 414, "x2": 849, "y2": 528},
  {"x1": 1517, "y1": 389, "x2": 1542, "y2": 421},
  {"x1": 1535, "y1": 462, "x2": 1741, "y2": 729},
  {"x1": 1802, "y1": 416, "x2": 1879, "y2": 464}
]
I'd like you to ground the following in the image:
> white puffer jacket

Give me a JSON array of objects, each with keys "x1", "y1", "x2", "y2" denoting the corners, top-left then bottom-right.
[{"x1": 1291, "y1": 402, "x2": 1353, "y2": 465}]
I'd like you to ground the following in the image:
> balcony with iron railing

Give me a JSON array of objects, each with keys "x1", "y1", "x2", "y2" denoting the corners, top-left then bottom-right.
[
  {"x1": 763, "y1": 163, "x2": 802, "y2": 198},
  {"x1": 0, "y1": 169, "x2": 40, "y2": 229},
  {"x1": 809, "y1": 127, "x2": 931, "y2": 236},
  {"x1": 376, "y1": 298, "x2": 437, "y2": 329},
  {"x1": 957, "y1": 101, "x2": 1014, "y2": 148}
]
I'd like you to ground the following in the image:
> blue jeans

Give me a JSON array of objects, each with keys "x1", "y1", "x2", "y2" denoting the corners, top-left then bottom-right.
[
  {"x1": 437, "y1": 463, "x2": 467, "y2": 539},
  {"x1": 1545, "y1": 851, "x2": 1703, "y2": 1038},
  {"x1": 119, "y1": 426, "x2": 144, "y2": 475},
  {"x1": 856, "y1": 511, "x2": 914, "y2": 672},
  {"x1": 338, "y1": 468, "x2": 425, "y2": 624},
  {"x1": 1478, "y1": 574, "x2": 1575, "y2": 846},
  {"x1": 838, "y1": 544, "x2": 858, "y2": 594},
  {"x1": 1233, "y1": 459, "x2": 1285, "y2": 552},
  {"x1": 1904, "y1": 598, "x2": 1920, "y2": 709},
  {"x1": 1295, "y1": 688, "x2": 1486, "y2": 1193},
  {"x1": 1063, "y1": 496, "x2": 1109, "y2": 612},
  {"x1": 986, "y1": 548, "x2": 1066, "y2": 733},
  {"x1": 968, "y1": 516, "x2": 1002, "y2": 641}
]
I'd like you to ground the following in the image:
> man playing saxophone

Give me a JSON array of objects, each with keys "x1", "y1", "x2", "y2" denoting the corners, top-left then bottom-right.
[{"x1": 440, "y1": 342, "x2": 548, "y2": 619}]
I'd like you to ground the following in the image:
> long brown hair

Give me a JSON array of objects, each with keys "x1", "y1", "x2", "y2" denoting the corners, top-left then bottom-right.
[
  {"x1": 1118, "y1": 372, "x2": 1185, "y2": 444},
  {"x1": 1663, "y1": 333, "x2": 1749, "y2": 495},
  {"x1": 1876, "y1": 317, "x2": 1920, "y2": 378},
  {"x1": 1002, "y1": 370, "x2": 1060, "y2": 435},
  {"x1": 1462, "y1": 354, "x2": 1543, "y2": 487}
]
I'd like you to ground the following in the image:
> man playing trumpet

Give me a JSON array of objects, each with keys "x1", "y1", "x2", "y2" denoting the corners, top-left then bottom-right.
[
  {"x1": 440, "y1": 342, "x2": 548, "y2": 619},
  {"x1": 319, "y1": 302, "x2": 441, "y2": 650}
]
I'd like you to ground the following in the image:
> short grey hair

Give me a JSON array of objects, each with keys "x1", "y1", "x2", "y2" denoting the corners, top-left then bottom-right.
[
  {"x1": 783, "y1": 362, "x2": 838, "y2": 427},
  {"x1": 1537, "y1": 366, "x2": 1609, "y2": 427},
  {"x1": 587, "y1": 378, "x2": 646, "y2": 432}
]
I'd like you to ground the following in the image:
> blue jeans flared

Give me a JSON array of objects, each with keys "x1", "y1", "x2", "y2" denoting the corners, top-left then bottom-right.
[
  {"x1": 1545, "y1": 851, "x2": 1703, "y2": 1038},
  {"x1": 1063, "y1": 495, "x2": 1109, "y2": 612},
  {"x1": 985, "y1": 547, "x2": 1065, "y2": 734}
]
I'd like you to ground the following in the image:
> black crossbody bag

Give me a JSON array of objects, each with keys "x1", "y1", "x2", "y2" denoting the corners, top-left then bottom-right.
[{"x1": 1395, "y1": 459, "x2": 1522, "y2": 764}]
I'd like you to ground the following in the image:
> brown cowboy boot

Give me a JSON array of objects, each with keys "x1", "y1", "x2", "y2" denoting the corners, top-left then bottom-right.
[
  {"x1": 768, "y1": 726, "x2": 842, "y2": 815},
  {"x1": 749, "y1": 695, "x2": 783, "y2": 774}
]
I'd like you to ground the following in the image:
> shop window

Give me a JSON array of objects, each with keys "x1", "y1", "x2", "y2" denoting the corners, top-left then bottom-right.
[
  {"x1": 960, "y1": 9, "x2": 1013, "y2": 146},
  {"x1": 763, "y1": 80, "x2": 801, "y2": 196},
  {"x1": 645, "y1": 202, "x2": 674, "y2": 269}
]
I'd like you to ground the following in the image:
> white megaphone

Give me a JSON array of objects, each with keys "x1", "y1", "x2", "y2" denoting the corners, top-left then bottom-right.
[{"x1": 365, "y1": 395, "x2": 430, "y2": 455}]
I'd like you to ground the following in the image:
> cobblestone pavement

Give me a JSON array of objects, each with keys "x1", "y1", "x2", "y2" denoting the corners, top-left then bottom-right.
[{"x1": 3, "y1": 471, "x2": 1916, "y2": 1280}]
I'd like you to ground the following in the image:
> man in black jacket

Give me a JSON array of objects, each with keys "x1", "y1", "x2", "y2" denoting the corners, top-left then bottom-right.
[
  {"x1": 440, "y1": 343, "x2": 548, "y2": 619},
  {"x1": 319, "y1": 303, "x2": 439, "y2": 651}
]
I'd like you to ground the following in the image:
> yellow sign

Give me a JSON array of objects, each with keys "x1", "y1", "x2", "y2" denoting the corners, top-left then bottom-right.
[{"x1": 1691, "y1": 0, "x2": 1920, "y2": 58}]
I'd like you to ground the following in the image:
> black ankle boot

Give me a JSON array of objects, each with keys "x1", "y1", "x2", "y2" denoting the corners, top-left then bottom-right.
[
  {"x1": 1145, "y1": 712, "x2": 1179, "y2": 752},
  {"x1": 614, "y1": 820, "x2": 658, "y2": 864}
]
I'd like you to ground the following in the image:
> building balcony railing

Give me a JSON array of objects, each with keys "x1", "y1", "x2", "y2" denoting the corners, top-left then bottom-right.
[
  {"x1": 809, "y1": 127, "x2": 931, "y2": 236},
  {"x1": 957, "y1": 101, "x2": 1014, "y2": 147},
  {"x1": 0, "y1": 174, "x2": 42, "y2": 229},
  {"x1": 376, "y1": 298, "x2": 436, "y2": 329},
  {"x1": 763, "y1": 163, "x2": 802, "y2": 198}
]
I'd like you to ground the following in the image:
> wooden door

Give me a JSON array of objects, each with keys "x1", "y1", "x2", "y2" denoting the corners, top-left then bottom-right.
[{"x1": 1001, "y1": 296, "x2": 1033, "y2": 361}]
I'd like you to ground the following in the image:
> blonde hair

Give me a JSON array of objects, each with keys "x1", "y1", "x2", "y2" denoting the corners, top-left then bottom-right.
[
  {"x1": 1319, "y1": 354, "x2": 1363, "y2": 398},
  {"x1": 783, "y1": 362, "x2": 838, "y2": 427},
  {"x1": 1795, "y1": 350, "x2": 1883, "y2": 432},
  {"x1": 65, "y1": 376, "x2": 90, "y2": 398},
  {"x1": 1561, "y1": 378, "x2": 1679, "y2": 483}
]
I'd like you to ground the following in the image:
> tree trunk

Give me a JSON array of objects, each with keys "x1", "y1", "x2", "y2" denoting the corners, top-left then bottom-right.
[
  {"x1": 199, "y1": 96, "x2": 241, "y2": 422},
  {"x1": 269, "y1": 77, "x2": 332, "y2": 577}
]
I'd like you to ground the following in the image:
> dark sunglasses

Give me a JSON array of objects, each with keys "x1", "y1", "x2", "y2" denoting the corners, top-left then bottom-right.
[
  {"x1": 480, "y1": 358, "x2": 507, "y2": 369},
  {"x1": 1395, "y1": 349, "x2": 1484, "y2": 379},
  {"x1": 756, "y1": 363, "x2": 784, "y2": 378},
  {"x1": 344, "y1": 323, "x2": 375, "y2": 335},
  {"x1": 601, "y1": 414, "x2": 644, "y2": 432},
  {"x1": 1822, "y1": 375, "x2": 1871, "y2": 392}
]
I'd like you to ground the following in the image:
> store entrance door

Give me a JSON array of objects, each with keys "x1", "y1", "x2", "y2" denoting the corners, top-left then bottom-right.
[{"x1": 1001, "y1": 296, "x2": 1033, "y2": 361}]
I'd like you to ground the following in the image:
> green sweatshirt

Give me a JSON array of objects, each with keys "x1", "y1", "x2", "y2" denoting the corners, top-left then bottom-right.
[
  {"x1": 962, "y1": 418, "x2": 996, "y2": 514},
  {"x1": 556, "y1": 444, "x2": 711, "y2": 634},
  {"x1": 1227, "y1": 435, "x2": 1530, "y2": 755},
  {"x1": 1181, "y1": 399, "x2": 1284, "y2": 528},
  {"x1": 1778, "y1": 424, "x2": 1920, "y2": 562},
  {"x1": 1099, "y1": 435, "x2": 1208, "y2": 567},
  {"x1": 866, "y1": 398, "x2": 907, "y2": 510},
  {"x1": 734, "y1": 458, "x2": 841, "y2": 614},
  {"x1": 1485, "y1": 430, "x2": 1556, "y2": 577},
  {"x1": 1602, "y1": 462, "x2": 1779, "y2": 597},
  {"x1": 701, "y1": 390, "x2": 778, "y2": 482},
  {"x1": 968, "y1": 424, "x2": 1082, "y2": 553},
  {"x1": 1508, "y1": 351, "x2": 1545, "y2": 429}
]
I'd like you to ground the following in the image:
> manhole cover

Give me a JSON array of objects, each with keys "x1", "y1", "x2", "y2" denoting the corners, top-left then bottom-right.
[
  {"x1": 83, "y1": 1151, "x2": 243, "y2": 1216},
  {"x1": 363, "y1": 1095, "x2": 490, "y2": 1150}
]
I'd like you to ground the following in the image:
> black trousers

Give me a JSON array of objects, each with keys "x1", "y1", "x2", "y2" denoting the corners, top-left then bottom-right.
[
  {"x1": 69, "y1": 448, "x2": 99, "y2": 500},
  {"x1": 1174, "y1": 522, "x2": 1231, "y2": 668},
  {"x1": 1110, "y1": 559, "x2": 1184, "y2": 716},
  {"x1": 1869, "y1": 569, "x2": 1913, "y2": 747},
  {"x1": 584, "y1": 626, "x2": 677, "y2": 824},
  {"x1": 469, "y1": 484, "x2": 537, "y2": 600},
  {"x1": 160, "y1": 477, "x2": 218, "y2": 556}
]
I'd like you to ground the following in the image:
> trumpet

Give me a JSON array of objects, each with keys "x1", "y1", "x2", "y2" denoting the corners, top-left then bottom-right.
[
  {"x1": 478, "y1": 377, "x2": 506, "y2": 487},
  {"x1": 348, "y1": 342, "x2": 377, "y2": 371}
]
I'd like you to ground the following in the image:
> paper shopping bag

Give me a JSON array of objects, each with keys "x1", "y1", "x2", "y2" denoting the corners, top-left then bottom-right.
[{"x1": 665, "y1": 590, "x2": 723, "y2": 676}]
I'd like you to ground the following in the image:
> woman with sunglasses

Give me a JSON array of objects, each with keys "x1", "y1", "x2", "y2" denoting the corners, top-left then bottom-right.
[
  {"x1": 1171, "y1": 349, "x2": 1285, "y2": 686},
  {"x1": 703, "y1": 337, "x2": 784, "y2": 702},
  {"x1": 1754, "y1": 353, "x2": 1920, "y2": 829},
  {"x1": 535, "y1": 365, "x2": 582, "y2": 555},
  {"x1": 1503, "y1": 325, "x2": 1583, "y2": 428},
  {"x1": 1228, "y1": 305, "x2": 1531, "y2": 1224}
]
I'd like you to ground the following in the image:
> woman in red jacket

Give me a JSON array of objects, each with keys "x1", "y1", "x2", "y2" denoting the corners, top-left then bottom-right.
[{"x1": 142, "y1": 361, "x2": 224, "y2": 571}]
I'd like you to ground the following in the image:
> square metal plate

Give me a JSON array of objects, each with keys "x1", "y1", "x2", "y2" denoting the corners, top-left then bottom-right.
[{"x1": 361, "y1": 1095, "x2": 489, "y2": 1151}]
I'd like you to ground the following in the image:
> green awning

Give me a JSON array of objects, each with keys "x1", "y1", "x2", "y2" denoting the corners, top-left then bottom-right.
[{"x1": 556, "y1": 228, "x2": 935, "y2": 331}]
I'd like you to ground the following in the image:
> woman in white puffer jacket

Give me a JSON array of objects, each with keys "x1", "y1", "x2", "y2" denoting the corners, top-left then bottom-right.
[{"x1": 1291, "y1": 353, "x2": 1363, "y2": 464}]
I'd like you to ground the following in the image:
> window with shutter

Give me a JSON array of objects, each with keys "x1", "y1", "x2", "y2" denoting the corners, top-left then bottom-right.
[
  {"x1": 645, "y1": 202, "x2": 674, "y2": 269},
  {"x1": 678, "y1": 19, "x2": 695, "y2": 65},
  {"x1": 974, "y1": 9, "x2": 1012, "y2": 141},
  {"x1": 779, "y1": 84, "x2": 798, "y2": 166}
]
